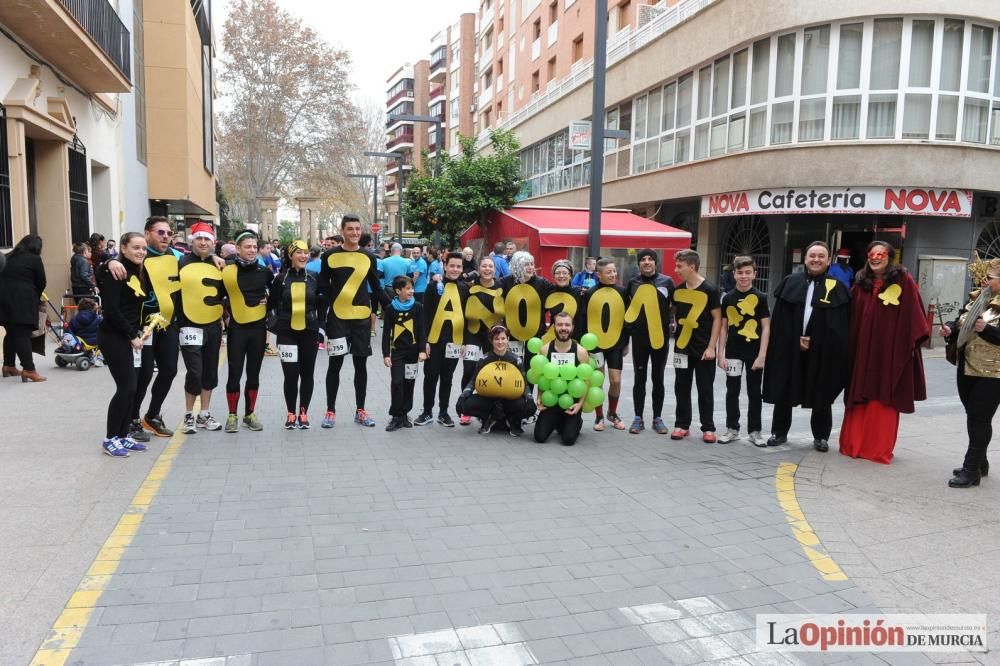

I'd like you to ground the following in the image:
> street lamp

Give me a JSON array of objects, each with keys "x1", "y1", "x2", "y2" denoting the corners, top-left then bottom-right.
[
  {"x1": 346, "y1": 173, "x2": 379, "y2": 240},
  {"x1": 365, "y1": 150, "x2": 405, "y2": 241}
]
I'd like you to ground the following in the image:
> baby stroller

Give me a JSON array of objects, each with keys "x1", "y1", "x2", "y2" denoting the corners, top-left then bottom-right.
[{"x1": 50, "y1": 294, "x2": 102, "y2": 371}]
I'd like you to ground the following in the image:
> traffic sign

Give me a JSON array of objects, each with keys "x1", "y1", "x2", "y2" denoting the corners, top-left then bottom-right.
[{"x1": 371, "y1": 224, "x2": 381, "y2": 233}]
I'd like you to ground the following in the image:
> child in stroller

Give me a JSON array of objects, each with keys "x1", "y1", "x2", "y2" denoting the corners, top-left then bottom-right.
[{"x1": 56, "y1": 298, "x2": 104, "y2": 369}]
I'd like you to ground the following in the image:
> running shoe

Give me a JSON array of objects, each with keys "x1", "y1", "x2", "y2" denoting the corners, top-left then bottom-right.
[
  {"x1": 264, "y1": 344, "x2": 278, "y2": 357},
  {"x1": 224, "y1": 414, "x2": 239, "y2": 433},
  {"x1": 703, "y1": 431, "x2": 718, "y2": 444},
  {"x1": 197, "y1": 413, "x2": 222, "y2": 431},
  {"x1": 459, "y1": 415, "x2": 472, "y2": 426},
  {"x1": 437, "y1": 413, "x2": 455, "y2": 427},
  {"x1": 402, "y1": 416, "x2": 413, "y2": 428},
  {"x1": 478, "y1": 416, "x2": 495, "y2": 435},
  {"x1": 385, "y1": 417, "x2": 402, "y2": 432},
  {"x1": 243, "y1": 413, "x2": 264, "y2": 431},
  {"x1": 284, "y1": 412, "x2": 297, "y2": 430},
  {"x1": 297, "y1": 409, "x2": 311, "y2": 429},
  {"x1": 414, "y1": 412, "x2": 434, "y2": 426},
  {"x1": 670, "y1": 428, "x2": 689, "y2": 440},
  {"x1": 652, "y1": 417, "x2": 668, "y2": 435},
  {"x1": 608, "y1": 413, "x2": 625, "y2": 430},
  {"x1": 321, "y1": 411, "x2": 336, "y2": 428},
  {"x1": 593, "y1": 419, "x2": 605, "y2": 432},
  {"x1": 118, "y1": 436, "x2": 147, "y2": 452},
  {"x1": 181, "y1": 413, "x2": 196, "y2": 434},
  {"x1": 355, "y1": 409, "x2": 375, "y2": 427},
  {"x1": 509, "y1": 422, "x2": 524, "y2": 437},
  {"x1": 129, "y1": 419, "x2": 151, "y2": 442},
  {"x1": 628, "y1": 417, "x2": 644, "y2": 434},
  {"x1": 749, "y1": 431, "x2": 767, "y2": 448},
  {"x1": 102, "y1": 438, "x2": 129, "y2": 458},
  {"x1": 143, "y1": 414, "x2": 174, "y2": 438},
  {"x1": 718, "y1": 428, "x2": 740, "y2": 444}
]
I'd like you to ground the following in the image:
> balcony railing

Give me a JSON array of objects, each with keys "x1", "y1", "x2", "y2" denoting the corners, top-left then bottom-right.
[
  {"x1": 430, "y1": 46, "x2": 448, "y2": 72},
  {"x1": 386, "y1": 88, "x2": 414, "y2": 106},
  {"x1": 59, "y1": 0, "x2": 131, "y2": 78},
  {"x1": 386, "y1": 132, "x2": 414, "y2": 149},
  {"x1": 429, "y1": 84, "x2": 445, "y2": 100}
]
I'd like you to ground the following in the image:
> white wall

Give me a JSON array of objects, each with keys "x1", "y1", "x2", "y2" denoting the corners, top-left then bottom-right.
[{"x1": 115, "y1": 0, "x2": 150, "y2": 235}]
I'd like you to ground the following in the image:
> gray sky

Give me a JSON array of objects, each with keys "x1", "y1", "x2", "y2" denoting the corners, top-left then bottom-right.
[{"x1": 214, "y1": 0, "x2": 477, "y2": 109}]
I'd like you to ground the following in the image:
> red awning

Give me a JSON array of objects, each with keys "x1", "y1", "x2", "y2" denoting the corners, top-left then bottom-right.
[{"x1": 497, "y1": 206, "x2": 690, "y2": 247}]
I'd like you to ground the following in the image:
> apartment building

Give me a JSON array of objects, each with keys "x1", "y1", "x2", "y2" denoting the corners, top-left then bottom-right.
[
  {"x1": 384, "y1": 13, "x2": 477, "y2": 233},
  {"x1": 0, "y1": 0, "x2": 132, "y2": 294},
  {"x1": 476, "y1": 0, "x2": 641, "y2": 129},
  {"x1": 479, "y1": 0, "x2": 1000, "y2": 304}
]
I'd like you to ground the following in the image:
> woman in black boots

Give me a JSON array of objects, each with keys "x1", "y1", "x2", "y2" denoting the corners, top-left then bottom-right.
[{"x1": 0, "y1": 234, "x2": 47, "y2": 382}]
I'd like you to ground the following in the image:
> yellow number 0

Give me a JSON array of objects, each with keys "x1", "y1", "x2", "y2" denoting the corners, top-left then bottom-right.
[{"x1": 673, "y1": 288, "x2": 708, "y2": 351}]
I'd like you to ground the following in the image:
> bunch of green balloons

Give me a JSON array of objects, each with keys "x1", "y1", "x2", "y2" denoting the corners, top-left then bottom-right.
[{"x1": 524, "y1": 337, "x2": 605, "y2": 412}]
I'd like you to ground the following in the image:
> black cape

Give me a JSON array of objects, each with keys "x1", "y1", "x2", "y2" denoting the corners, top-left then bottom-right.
[{"x1": 762, "y1": 271, "x2": 850, "y2": 408}]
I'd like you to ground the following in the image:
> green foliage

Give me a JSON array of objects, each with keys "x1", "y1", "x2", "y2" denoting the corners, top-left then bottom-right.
[
  {"x1": 277, "y1": 221, "x2": 298, "y2": 247},
  {"x1": 402, "y1": 129, "x2": 521, "y2": 248},
  {"x1": 216, "y1": 181, "x2": 242, "y2": 241}
]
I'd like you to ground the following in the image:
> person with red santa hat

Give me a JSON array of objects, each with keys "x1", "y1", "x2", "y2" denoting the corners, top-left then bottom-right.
[{"x1": 178, "y1": 221, "x2": 226, "y2": 434}]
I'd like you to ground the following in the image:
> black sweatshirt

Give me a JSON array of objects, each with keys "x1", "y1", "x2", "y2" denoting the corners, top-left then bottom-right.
[
  {"x1": 97, "y1": 260, "x2": 144, "y2": 339},
  {"x1": 382, "y1": 301, "x2": 425, "y2": 356}
]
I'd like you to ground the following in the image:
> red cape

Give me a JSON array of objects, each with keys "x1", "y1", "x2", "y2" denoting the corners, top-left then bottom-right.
[{"x1": 845, "y1": 271, "x2": 929, "y2": 413}]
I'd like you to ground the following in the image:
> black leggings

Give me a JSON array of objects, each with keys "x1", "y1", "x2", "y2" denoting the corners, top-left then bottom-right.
[
  {"x1": 534, "y1": 407, "x2": 583, "y2": 445},
  {"x1": 326, "y1": 354, "x2": 368, "y2": 412},
  {"x1": 725, "y1": 366, "x2": 763, "y2": 432},
  {"x1": 674, "y1": 357, "x2": 717, "y2": 432},
  {"x1": 459, "y1": 394, "x2": 535, "y2": 423},
  {"x1": 99, "y1": 328, "x2": 137, "y2": 439},
  {"x1": 226, "y1": 325, "x2": 266, "y2": 413},
  {"x1": 423, "y1": 344, "x2": 459, "y2": 414},
  {"x1": 632, "y1": 339, "x2": 668, "y2": 418},
  {"x1": 133, "y1": 324, "x2": 179, "y2": 420},
  {"x1": 957, "y1": 364, "x2": 1000, "y2": 472},
  {"x1": 2, "y1": 323, "x2": 36, "y2": 371},
  {"x1": 389, "y1": 350, "x2": 419, "y2": 417},
  {"x1": 279, "y1": 330, "x2": 319, "y2": 413}
]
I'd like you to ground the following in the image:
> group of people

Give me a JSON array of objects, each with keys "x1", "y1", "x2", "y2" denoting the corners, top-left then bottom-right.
[{"x1": 1, "y1": 221, "x2": 997, "y2": 489}]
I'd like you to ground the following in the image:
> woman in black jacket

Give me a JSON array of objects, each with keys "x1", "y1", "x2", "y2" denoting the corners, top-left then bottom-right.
[
  {"x1": 97, "y1": 232, "x2": 150, "y2": 458},
  {"x1": 0, "y1": 234, "x2": 46, "y2": 382},
  {"x1": 267, "y1": 240, "x2": 323, "y2": 430}
]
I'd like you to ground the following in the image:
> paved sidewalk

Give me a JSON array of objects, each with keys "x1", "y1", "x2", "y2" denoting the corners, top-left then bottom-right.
[{"x1": 6, "y1": 335, "x2": 996, "y2": 665}]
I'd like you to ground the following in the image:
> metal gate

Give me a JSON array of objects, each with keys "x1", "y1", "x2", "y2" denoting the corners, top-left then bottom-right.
[
  {"x1": 720, "y1": 215, "x2": 771, "y2": 293},
  {"x1": 69, "y1": 137, "x2": 89, "y2": 244},
  {"x1": 0, "y1": 104, "x2": 12, "y2": 248}
]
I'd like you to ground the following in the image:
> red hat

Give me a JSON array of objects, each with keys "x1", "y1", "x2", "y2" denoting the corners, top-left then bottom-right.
[
  {"x1": 836, "y1": 248, "x2": 851, "y2": 258},
  {"x1": 189, "y1": 222, "x2": 216, "y2": 241}
]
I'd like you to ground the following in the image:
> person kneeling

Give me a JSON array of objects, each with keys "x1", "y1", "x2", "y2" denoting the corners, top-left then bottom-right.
[
  {"x1": 534, "y1": 311, "x2": 589, "y2": 446},
  {"x1": 456, "y1": 324, "x2": 536, "y2": 436}
]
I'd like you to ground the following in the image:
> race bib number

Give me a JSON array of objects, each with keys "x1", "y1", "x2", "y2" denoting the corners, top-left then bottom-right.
[
  {"x1": 673, "y1": 352, "x2": 688, "y2": 369},
  {"x1": 179, "y1": 327, "x2": 203, "y2": 347},
  {"x1": 143, "y1": 334, "x2": 153, "y2": 347},
  {"x1": 509, "y1": 340, "x2": 524, "y2": 359},
  {"x1": 462, "y1": 344, "x2": 482, "y2": 361},
  {"x1": 445, "y1": 342, "x2": 462, "y2": 359},
  {"x1": 278, "y1": 344, "x2": 298, "y2": 363},
  {"x1": 725, "y1": 359, "x2": 743, "y2": 377},
  {"x1": 550, "y1": 352, "x2": 575, "y2": 367},
  {"x1": 327, "y1": 337, "x2": 348, "y2": 357},
  {"x1": 590, "y1": 351, "x2": 605, "y2": 368},
  {"x1": 132, "y1": 349, "x2": 143, "y2": 368},
  {"x1": 404, "y1": 363, "x2": 418, "y2": 380}
]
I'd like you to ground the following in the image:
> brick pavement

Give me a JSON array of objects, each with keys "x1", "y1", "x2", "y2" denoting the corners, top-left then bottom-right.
[{"x1": 10, "y1": 333, "x2": 995, "y2": 665}]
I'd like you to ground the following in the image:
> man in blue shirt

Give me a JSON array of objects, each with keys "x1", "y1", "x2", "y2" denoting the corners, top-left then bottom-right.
[
  {"x1": 491, "y1": 242, "x2": 510, "y2": 278},
  {"x1": 382, "y1": 243, "x2": 410, "y2": 291},
  {"x1": 409, "y1": 246, "x2": 429, "y2": 303}
]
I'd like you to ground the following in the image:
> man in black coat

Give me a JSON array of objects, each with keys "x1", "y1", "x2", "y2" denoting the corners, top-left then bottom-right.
[{"x1": 762, "y1": 241, "x2": 850, "y2": 451}]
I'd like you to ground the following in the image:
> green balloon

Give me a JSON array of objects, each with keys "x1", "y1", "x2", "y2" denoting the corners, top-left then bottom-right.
[
  {"x1": 530, "y1": 354, "x2": 548, "y2": 371},
  {"x1": 590, "y1": 370, "x2": 605, "y2": 387},
  {"x1": 541, "y1": 390, "x2": 559, "y2": 407},
  {"x1": 582, "y1": 400, "x2": 596, "y2": 413},
  {"x1": 559, "y1": 364, "x2": 577, "y2": 381},
  {"x1": 550, "y1": 378, "x2": 567, "y2": 395},
  {"x1": 580, "y1": 333, "x2": 599, "y2": 351},
  {"x1": 558, "y1": 393, "x2": 575, "y2": 410},
  {"x1": 567, "y1": 378, "x2": 587, "y2": 399},
  {"x1": 576, "y1": 363, "x2": 594, "y2": 381},
  {"x1": 526, "y1": 337, "x2": 543, "y2": 354},
  {"x1": 543, "y1": 362, "x2": 560, "y2": 379},
  {"x1": 585, "y1": 386, "x2": 605, "y2": 408},
  {"x1": 526, "y1": 367, "x2": 542, "y2": 385},
  {"x1": 538, "y1": 376, "x2": 551, "y2": 392}
]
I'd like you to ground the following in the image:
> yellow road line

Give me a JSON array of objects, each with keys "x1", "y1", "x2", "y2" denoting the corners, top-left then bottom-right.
[
  {"x1": 775, "y1": 462, "x2": 848, "y2": 582},
  {"x1": 29, "y1": 431, "x2": 188, "y2": 666}
]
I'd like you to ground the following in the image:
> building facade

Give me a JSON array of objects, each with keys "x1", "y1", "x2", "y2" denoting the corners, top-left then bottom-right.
[
  {"x1": 384, "y1": 60, "x2": 429, "y2": 229},
  {"x1": 0, "y1": 0, "x2": 132, "y2": 296},
  {"x1": 480, "y1": 0, "x2": 1000, "y2": 312}
]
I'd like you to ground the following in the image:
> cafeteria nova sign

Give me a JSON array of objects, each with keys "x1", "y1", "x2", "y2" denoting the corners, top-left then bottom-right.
[{"x1": 701, "y1": 187, "x2": 973, "y2": 218}]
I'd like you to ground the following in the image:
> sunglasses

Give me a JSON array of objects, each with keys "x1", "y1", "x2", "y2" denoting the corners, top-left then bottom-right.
[{"x1": 152, "y1": 229, "x2": 171, "y2": 237}]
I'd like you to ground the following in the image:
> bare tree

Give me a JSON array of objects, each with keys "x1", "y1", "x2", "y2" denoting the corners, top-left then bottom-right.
[{"x1": 216, "y1": 0, "x2": 359, "y2": 224}]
